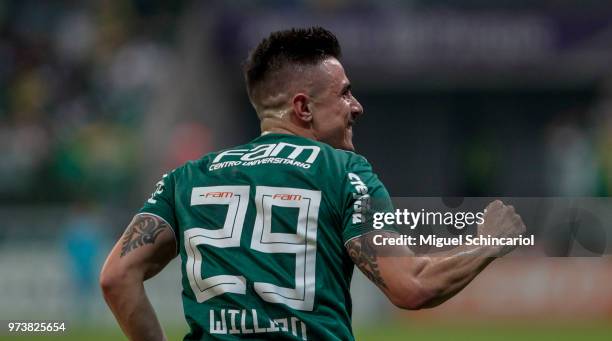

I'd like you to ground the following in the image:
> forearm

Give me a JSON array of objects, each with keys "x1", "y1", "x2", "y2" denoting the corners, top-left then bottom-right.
[
  {"x1": 411, "y1": 200, "x2": 525, "y2": 307},
  {"x1": 349, "y1": 200, "x2": 525, "y2": 310},
  {"x1": 347, "y1": 230, "x2": 500, "y2": 309},
  {"x1": 102, "y1": 275, "x2": 167, "y2": 341},
  {"x1": 416, "y1": 244, "x2": 498, "y2": 308}
]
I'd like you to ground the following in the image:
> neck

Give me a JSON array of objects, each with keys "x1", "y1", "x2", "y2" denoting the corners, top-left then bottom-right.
[{"x1": 260, "y1": 117, "x2": 318, "y2": 141}]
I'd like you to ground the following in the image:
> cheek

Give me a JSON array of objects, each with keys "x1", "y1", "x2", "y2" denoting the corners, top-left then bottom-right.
[
  {"x1": 317, "y1": 109, "x2": 343, "y2": 130},
  {"x1": 334, "y1": 103, "x2": 351, "y2": 123},
  {"x1": 312, "y1": 103, "x2": 350, "y2": 139},
  {"x1": 332, "y1": 113, "x2": 349, "y2": 134}
]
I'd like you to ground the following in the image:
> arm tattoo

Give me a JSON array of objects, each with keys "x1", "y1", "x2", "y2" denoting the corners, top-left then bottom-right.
[
  {"x1": 120, "y1": 215, "x2": 169, "y2": 257},
  {"x1": 346, "y1": 233, "x2": 388, "y2": 289}
]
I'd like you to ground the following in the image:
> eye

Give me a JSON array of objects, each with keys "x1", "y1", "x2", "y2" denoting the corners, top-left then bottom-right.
[{"x1": 341, "y1": 84, "x2": 352, "y2": 98}]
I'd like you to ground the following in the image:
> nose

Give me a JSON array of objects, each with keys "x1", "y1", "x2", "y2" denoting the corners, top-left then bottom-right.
[{"x1": 351, "y1": 96, "x2": 364, "y2": 119}]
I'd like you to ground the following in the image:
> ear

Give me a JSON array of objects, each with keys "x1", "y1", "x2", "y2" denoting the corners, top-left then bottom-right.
[{"x1": 292, "y1": 93, "x2": 312, "y2": 123}]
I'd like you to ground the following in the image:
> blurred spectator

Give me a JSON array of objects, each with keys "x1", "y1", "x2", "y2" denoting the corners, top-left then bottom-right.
[
  {"x1": 545, "y1": 111, "x2": 598, "y2": 196},
  {"x1": 61, "y1": 202, "x2": 105, "y2": 322},
  {"x1": 0, "y1": 0, "x2": 182, "y2": 204}
]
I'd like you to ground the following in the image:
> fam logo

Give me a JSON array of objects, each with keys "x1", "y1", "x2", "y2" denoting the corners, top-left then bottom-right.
[
  {"x1": 212, "y1": 143, "x2": 320, "y2": 165},
  {"x1": 272, "y1": 193, "x2": 302, "y2": 201},
  {"x1": 200, "y1": 191, "x2": 234, "y2": 198}
]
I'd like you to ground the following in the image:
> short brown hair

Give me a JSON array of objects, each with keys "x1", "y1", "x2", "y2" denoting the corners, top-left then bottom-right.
[{"x1": 242, "y1": 26, "x2": 341, "y2": 99}]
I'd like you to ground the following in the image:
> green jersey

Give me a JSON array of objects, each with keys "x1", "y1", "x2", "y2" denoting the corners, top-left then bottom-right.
[{"x1": 140, "y1": 133, "x2": 393, "y2": 341}]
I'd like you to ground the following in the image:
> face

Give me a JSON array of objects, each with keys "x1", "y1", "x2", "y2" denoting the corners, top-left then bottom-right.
[{"x1": 308, "y1": 58, "x2": 363, "y2": 151}]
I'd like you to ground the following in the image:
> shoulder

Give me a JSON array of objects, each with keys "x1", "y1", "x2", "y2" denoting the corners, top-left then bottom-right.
[
  {"x1": 163, "y1": 153, "x2": 216, "y2": 180},
  {"x1": 289, "y1": 137, "x2": 368, "y2": 166},
  {"x1": 334, "y1": 149, "x2": 372, "y2": 172}
]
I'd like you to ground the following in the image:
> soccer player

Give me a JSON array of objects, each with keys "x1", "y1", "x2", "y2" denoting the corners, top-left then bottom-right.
[{"x1": 100, "y1": 27, "x2": 525, "y2": 341}]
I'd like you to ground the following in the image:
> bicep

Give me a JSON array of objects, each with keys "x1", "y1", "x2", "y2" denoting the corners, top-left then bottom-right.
[{"x1": 103, "y1": 214, "x2": 177, "y2": 281}]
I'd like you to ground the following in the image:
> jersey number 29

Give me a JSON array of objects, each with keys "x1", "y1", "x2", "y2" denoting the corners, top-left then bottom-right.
[{"x1": 184, "y1": 185, "x2": 320, "y2": 311}]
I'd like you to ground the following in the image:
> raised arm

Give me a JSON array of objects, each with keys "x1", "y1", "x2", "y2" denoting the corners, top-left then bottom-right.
[
  {"x1": 346, "y1": 200, "x2": 525, "y2": 310},
  {"x1": 100, "y1": 214, "x2": 177, "y2": 341}
]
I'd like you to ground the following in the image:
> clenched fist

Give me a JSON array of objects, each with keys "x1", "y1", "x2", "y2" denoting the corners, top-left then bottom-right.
[{"x1": 479, "y1": 200, "x2": 527, "y2": 256}]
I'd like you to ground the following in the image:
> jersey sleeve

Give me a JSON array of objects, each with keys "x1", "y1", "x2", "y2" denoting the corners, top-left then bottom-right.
[
  {"x1": 138, "y1": 171, "x2": 178, "y2": 240},
  {"x1": 341, "y1": 154, "x2": 395, "y2": 244}
]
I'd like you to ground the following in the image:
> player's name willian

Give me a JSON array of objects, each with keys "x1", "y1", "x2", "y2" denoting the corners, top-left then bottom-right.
[
  {"x1": 209, "y1": 308, "x2": 307, "y2": 340},
  {"x1": 209, "y1": 142, "x2": 320, "y2": 170}
]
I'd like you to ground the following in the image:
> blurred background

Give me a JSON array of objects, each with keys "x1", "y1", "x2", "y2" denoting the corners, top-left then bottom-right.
[{"x1": 0, "y1": 0, "x2": 611, "y2": 340}]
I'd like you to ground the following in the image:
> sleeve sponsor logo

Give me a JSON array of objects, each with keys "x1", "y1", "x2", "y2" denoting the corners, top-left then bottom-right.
[
  {"x1": 348, "y1": 172, "x2": 371, "y2": 224},
  {"x1": 147, "y1": 173, "x2": 168, "y2": 204}
]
